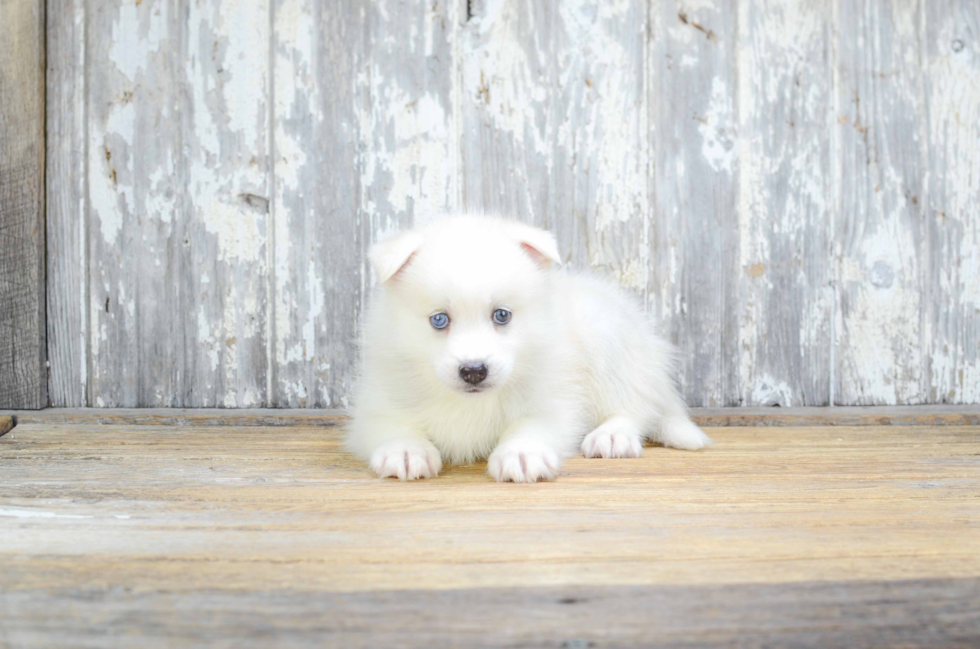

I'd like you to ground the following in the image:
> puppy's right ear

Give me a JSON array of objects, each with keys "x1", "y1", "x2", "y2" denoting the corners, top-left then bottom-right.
[{"x1": 369, "y1": 230, "x2": 424, "y2": 283}]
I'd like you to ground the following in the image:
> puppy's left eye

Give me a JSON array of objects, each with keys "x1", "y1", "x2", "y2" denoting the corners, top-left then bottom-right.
[
  {"x1": 430, "y1": 313, "x2": 450, "y2": 330},
  {"x1": 492, "y1": 309, "x2": 511, "y2": 325}
]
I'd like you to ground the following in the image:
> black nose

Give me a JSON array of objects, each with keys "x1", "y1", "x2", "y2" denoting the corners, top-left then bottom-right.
[{"x1": 459, "y1": 362, "x2": 488, "y2": 385}]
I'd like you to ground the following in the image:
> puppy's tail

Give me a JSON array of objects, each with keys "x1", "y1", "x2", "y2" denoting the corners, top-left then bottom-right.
[{"x1": 647, "y1": 346, "x2": 712, "y2": 451}]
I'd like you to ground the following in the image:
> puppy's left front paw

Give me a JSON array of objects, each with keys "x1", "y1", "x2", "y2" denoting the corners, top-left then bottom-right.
[
  {"x1": 487, "y1": 439, "x2": 560, "y2": 483},
  {"x1": 582, "y1": 417, "x2": 643, "y2": 458}
]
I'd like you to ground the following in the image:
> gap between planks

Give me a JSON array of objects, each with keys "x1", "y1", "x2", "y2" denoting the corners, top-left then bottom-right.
[{"x1": 1, "y1": 405, "x2": 979, "y2": 429}]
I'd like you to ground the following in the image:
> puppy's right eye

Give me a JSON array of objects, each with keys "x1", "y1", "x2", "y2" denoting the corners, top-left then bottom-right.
[{"x1": 429, "y1": 313, "x2": 450, "y2": 330}]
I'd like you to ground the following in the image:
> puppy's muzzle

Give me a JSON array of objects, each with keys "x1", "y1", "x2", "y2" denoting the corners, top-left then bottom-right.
[{"x1": 459, "y1": 362, "x2": 488, "y2": 385}]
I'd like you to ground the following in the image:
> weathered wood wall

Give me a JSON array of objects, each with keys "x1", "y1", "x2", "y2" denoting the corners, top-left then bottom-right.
[
  {"x1": 42, "y1": 0, "x2": 980, "y2": 408},
  {"x1": 0, "y1": 0, "x2": 46, "y2": 409}
]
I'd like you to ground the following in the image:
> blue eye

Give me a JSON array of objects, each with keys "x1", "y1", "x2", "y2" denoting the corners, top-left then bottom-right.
[
  {"x1": 492, "y1": 309, "x2": 511, "y2": 325},
  {"x1": 429, "y1": 313, "x2": 450, "y2": 330}
]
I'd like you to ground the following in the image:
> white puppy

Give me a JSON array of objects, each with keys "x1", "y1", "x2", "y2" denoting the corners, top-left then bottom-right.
[{"x1": 346, "y1": 215, "x2": 711, "y2": 482}]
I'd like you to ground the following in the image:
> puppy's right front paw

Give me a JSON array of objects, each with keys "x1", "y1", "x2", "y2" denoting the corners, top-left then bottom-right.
[{"x1": 369, "y1": 440, "x2": 443, "y2": 481}]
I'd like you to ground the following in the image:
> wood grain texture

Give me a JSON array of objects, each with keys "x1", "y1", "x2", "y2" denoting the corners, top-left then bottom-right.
[
  {"x1": 2, "y1": 580, "x2": 978, "y2": 648},
  {"x1": 0, "y1": 0, "x2": 46, "y2": 410},
  {"x1": 81, "y1": 0, "x2": 272, "y2": 408},
  {"x1": 272, "y1": 0, "x2": 456, "y2": 408},
  {"x1": 736, "y1": 0, "x2": 833, "y2": 407},
  {"x1": 835, "y1": 0, "x2": 929, "y2": 405},
  {"x1": 177, "y1": 0, "x2": 272, "y2": 408},
  {"x1": 1, "y1": 422, "x2": 979, "y2": 645},
  {"x1": 922, "y1": 0, "x2": 980, "y2": 404},
  {"x1": 460, "y1": 0, "x2": 650, "y2": 293},
  {"x1": 690, "y1": 404, "x2": 980, "y2": 427},
  {"x1": 85, "y1": 0, "x2": 178, "y2": 407},
  {"x1": 650, "y1": 1, "x2": 740, "y2": 407},
  {"x1": 42, "y1": 0, "x2": 980, "y2": 408},
  {"x1": 45, "y1": 0, "x2": 86, "y2": 407}
]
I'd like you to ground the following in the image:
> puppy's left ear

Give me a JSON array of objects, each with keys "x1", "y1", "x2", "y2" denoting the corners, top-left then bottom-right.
[
  {"x1": 369, "y1": 230, "x2": 424, "y2": 283},
  {"x1": 510, "y1": 222, "x2": 561, "y2": 269}
]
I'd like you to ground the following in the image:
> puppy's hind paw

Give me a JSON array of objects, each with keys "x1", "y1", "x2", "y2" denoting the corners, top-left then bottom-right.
[
  {"x1": 369, "y1": 440, "x2": 443, "y2": 480},
  {"x1": 582, "y1": 416, "x2": 643, "y2": 458},
  {"x1": 487, "y1": 439, "x2": 560, "y2": 483},
  {"x1": 660, "y1": 416, "x2": 712, "y2": 450}
]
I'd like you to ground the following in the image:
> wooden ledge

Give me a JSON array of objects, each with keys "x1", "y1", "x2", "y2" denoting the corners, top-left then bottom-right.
[
  {"x1": 691, "y1": 405, "x2": 980, "y2": 427},
  {"x1": 1, "y1": 405, "x2": 978, "y2": 428}
]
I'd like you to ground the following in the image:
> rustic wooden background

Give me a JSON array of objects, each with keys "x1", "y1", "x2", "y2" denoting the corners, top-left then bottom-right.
[{"x1": 34, "y1": 0, "x2": 979, "y2": 409}]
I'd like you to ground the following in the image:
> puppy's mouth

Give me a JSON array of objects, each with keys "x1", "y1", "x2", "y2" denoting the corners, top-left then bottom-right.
[{"x1": 461, "y1": 384, "x2": 493, "y2": 394}]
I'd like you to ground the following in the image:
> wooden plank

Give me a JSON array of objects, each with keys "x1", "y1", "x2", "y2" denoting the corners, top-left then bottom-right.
[
  {"x1": 0, "y1": 408, "x2": 346, "y2": 427},
  {"x1": 3, "y1": 405, "x2": 980, "y2": 428},
  {"x1": 2, "y1": 579, "x2": 978, "y2": 648},
  {"x1": 270, "y1": 0, "x2": 339, "y2": 409},
  {"x1": 691, "y1": 405, "x2": 980, "y2": 427},
  {"x1": 85, "y1": 0, "x2": 177, "y2": 407},
  {"x1": 922, "y1": 0, "x2": 980, "y2": 403},
  {"x1": 459, "y1": 0, "x2": 649, "y2": 294},
  {"x1": 835, "y1": 0, "x2": 929, "y2": 405},
  {"x1": 45, "y1": 0, "x2": 87, "y2": 407},
  {"x1": 82, "y1": 0, "x2": 272, "y2": 407},
  {"x1": 736, "y1": 0, "x2": 833, "y2": 406},
  {"x1": 0, "y1": 0, "x2": 46, "y2": 410},
  {"x1": 271, "y1": 0, "x2": 456, "y2": 408},
  {"x1": 650, "y1": 1, "x2": 740, "y2": 407},
  {"x1": 177, "y1": 0, "x2": 272, "y2": 407}
]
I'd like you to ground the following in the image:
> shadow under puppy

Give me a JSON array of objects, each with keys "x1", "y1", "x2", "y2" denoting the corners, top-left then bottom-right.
[{"x1": 347, "y1": 215, "x2": 711, "y2": 482}]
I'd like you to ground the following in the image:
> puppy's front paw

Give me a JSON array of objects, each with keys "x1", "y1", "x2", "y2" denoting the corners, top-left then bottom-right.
[
  {"x1": 487, "y1": 439, "x2": 560, "y2": 483},
  {"x1": 369, "y1": 440, "x2": 443, "y2": 480},
  {"x1": 661, "y1": 416, "x2": 713, "y2": 450},
  {"x1": 582, "y1": 416, "x2": 643, "y2": 458}
]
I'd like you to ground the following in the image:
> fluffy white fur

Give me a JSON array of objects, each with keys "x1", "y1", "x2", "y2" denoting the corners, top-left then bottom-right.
[{"x1": 347, "y1": 215, "x2": 711, "y2": 483}]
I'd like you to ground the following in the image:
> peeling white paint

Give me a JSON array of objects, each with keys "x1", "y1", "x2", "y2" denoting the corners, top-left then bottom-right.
[
  {"x1": 750, "y1": 374, "x2": 794, "y2": 407},
  {"x1": 923, "y1": 10, "x2": 980, "y2": 403},
  {"x1": 198, "y1": 308, "x2": 218, "y2": 372},
  {"x1": 614, "y1": 258, "x2": 644, "y2": 290},
  {"x1": 305, "y1": 259, "x2": 323, "y2": 361},
  {"x1": 109, "y1": 2, "x2": 167, "y2": 82},
  {"x1": 733, "y1": 0, "x2": 835, "y2": 406},
  {"x1": 358, "y1": 78, "x2": 453, "y2": 225},
  {"x1": 699, "y1": 76, "x2": 736, "y2": 174},
  {"x1": 219, "y1": 5, "x2": 268, "y2": 147},
  {"x1": 199, "y1": 199, "x2": 266, "y2": 264},
  {"x1": 89, "y1": 100, "x2": 135, "y2": 246}
]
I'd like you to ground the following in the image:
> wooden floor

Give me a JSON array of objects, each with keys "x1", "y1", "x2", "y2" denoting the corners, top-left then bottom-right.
[{"x1": 1, "y1": 413, "x2": 979, "y2": 647}]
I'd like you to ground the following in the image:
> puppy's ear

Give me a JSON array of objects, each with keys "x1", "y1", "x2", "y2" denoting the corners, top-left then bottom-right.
[
  {"x1": 510, "y1": 222, "x2": 561, "y2": 269},
  {"x1": 369, "y1": 230, "x2": 424, "y2": 283}
]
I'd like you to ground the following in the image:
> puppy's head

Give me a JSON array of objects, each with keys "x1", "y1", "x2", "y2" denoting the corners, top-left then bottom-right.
[{"x1": 369, "y1": 217, "x2": 560, "y2": 396}]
